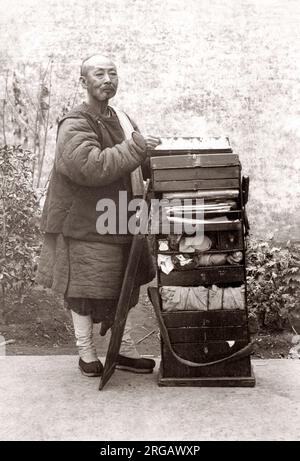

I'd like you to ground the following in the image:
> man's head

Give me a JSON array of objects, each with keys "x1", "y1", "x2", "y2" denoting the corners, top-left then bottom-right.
[{"x1": 80, "y1": 54, "x2": 118, "y2": 103}]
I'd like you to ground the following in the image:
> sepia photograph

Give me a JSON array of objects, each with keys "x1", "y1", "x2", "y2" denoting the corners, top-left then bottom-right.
[{"x1": 0, "y1": 0, "x2": 299, "y2": 445}]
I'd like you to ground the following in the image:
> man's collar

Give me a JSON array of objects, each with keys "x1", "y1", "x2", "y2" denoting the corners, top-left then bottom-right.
[{"x1": 82, "y1": 101, "x2": 114, "y2": 119}]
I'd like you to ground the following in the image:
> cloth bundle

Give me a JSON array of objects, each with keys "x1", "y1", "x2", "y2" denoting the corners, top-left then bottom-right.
[
  {"x1": 158, "y1": 234, "x2": 212, "y2": 252},
  {"x1": 160, "y1": 286, "x2": 209, "y2": 311},
  {"x1": 157, "y1": 251, "x2": 243, "y2": 274},
  {"x1": 160, "y1": 285, "x2": 245, "y2": 312}
]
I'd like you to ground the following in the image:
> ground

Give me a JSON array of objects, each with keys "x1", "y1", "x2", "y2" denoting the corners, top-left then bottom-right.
[{"x1": 0, "y1": 284, "x2": 296, "y2": 360}]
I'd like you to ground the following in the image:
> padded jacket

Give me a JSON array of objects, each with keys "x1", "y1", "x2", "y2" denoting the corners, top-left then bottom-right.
[{"x1": 40, "y1": 103, "x2": 148, "y2": 243}]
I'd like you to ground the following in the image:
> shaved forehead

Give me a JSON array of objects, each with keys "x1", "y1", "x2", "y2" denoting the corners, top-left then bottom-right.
[{"x1": 80, "y1": 54, "x2": 117, "y2": 77}]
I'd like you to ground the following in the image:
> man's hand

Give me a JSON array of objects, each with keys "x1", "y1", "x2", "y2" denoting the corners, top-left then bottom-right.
[
  {"x1": 144, "y1": 135, "x2": 162, "y2": 150},
  {"x1": 131, "y1": 132, "x2": 161, "y2": 158}
]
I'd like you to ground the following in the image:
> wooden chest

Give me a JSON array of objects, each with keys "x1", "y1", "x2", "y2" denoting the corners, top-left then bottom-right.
[{"x1": 148, "y1": 137, "x2": 255, "y2": 387}]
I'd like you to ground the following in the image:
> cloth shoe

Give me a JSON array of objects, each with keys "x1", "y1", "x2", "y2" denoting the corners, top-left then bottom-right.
[
  {"x1": 99, "y1": 308, "x2": 155, "y2": 373},
  {"x1": 100, "y1": 308, "x2": 143, "y2": 359},
  {"x1": 119, "y1": 310, "x2": 141, "y2": 359},
  {"x1": 79, "y1": 357, "x2": 103, "y2": 377},
  {"x1": 115, "y1": 354, "x2": 155, "y2": 374}
]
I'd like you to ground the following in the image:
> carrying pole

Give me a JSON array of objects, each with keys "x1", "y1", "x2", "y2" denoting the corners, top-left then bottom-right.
[{"x1": 99, "y1": 181, "x2": 150, "y2": 390}]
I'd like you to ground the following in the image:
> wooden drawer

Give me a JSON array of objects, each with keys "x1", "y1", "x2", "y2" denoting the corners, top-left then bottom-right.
[
  {"x1": 153, "y1": 166, "x2": 240, "y2": 182},
  {"x1": 152, "y1": 177, "x2": 239, "y2": 192},
  {"x1": 159, "y1": 265, "x2": 245, "y2": 286},
  {"x1": 150, "y1": 153, "x2": 240, "y2": 169},
  {"x1": 152, "y1": 165, "x2": 240, "y2": 191},
  {"x1": 161, "y1": 346, "x2": 252, "y2": 378},
  {"x1": 163, "y1": 340, "x2": 248, "y2": 363},
  {"x1": 167, "y1": 325, "x2": 248, "y2": 343},
  {"x1": 162, "y1": 310, "x2": 247, "y2": 328}
]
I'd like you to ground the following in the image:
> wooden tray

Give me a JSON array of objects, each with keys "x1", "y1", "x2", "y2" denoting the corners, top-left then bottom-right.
[{"x1": 159, "y1": 265, "x2": 245, "y2": 286}]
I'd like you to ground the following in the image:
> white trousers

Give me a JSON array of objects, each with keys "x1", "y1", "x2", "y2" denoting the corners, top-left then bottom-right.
[{"x1": 71, "y1": 309, "x2": 140, "y2": 363}]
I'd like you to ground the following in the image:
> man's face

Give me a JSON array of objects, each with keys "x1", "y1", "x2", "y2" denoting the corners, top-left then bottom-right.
[{"x1": 81, "y1": 57, "x2": 119, "y2": 102}]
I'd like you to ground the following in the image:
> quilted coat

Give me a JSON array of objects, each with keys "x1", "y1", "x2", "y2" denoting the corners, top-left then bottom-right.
[
  {"x1": 41, "y1": 103, "x2": 148, "y2": 242},
  {"x1": 36, "y1": 103, "x2": 155, "y2": 300}
]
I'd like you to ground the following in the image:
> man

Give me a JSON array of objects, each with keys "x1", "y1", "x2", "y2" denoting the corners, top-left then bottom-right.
[{"x1": 36, "y1": 54, "x2": 161, "y2": 377}]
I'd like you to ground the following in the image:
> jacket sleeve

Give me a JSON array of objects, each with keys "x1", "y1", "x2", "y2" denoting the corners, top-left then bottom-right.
[{"x1": 55, "y1": 117, "x2": 147, "y2": 187}]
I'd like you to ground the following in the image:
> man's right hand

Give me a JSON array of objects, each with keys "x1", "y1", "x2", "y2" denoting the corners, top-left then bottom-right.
[
  {"x1": 144, "y1": 135, "x2": 161, "y2": 150},
  {"x1": 131, "y1": 132, "x2": 161, "y2": 157}
]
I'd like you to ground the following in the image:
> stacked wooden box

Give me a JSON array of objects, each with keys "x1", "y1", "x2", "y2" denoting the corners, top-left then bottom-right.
[{"x1": 148, "y1": 137, "x2": 255, "y2": 387}]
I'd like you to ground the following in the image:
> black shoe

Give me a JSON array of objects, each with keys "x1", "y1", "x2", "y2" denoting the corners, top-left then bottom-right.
[
  {"x1": 115, "y1": 354, "x2": 155, "y2": 374},
  {"x1": 78, "y1": 358, "x2": 103, "y2": 377}
]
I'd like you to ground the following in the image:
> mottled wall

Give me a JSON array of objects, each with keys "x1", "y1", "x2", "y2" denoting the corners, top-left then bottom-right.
[{"x1": 0, "y1": 0, "x2": 299, "y2": 240}]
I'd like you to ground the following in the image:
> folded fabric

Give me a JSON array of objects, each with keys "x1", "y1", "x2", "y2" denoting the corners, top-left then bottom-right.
[
  {"x1": 160, "y1": 286, "x2": 209, "y2": 311},
  {"x1": 160, "y1": 285, "x2": 245, "y2": 311},
  {"x1": 187, "y1": 286, "x2": 209, "y2": 311},
  {"x1": 223, "y1": 285, "x2": 245, "y2": 310},
  {"x1": 195, "y1": 253, "x2": 228, "y2": 266},
  {"x1": 169, "y1": 251, "x2": 243, "y2": 271},
  {"x1": 157, "y1": 255, "x2": 174, "y2": 274},
  {"x1": 227, "y1": 251, "x2": 243, "y2": 265},
  {"x1": 158, "y1": 240, "x2": 169, "y2": 251},
  {"x1": 175, "y1": 254, "x2": 193, "y2": 266},
  {"x1": 179, "y1": 235, "x2": 212, "y2": 253},
  {"x1": 208, "y1": 285, "x2": 245, "y2": 310},
  {"x1": 172, "y1": 254, "x2": 195, "y2": 270},
  {"x1": 208, "y1": 285, "x2": 223, "y2": 310}
]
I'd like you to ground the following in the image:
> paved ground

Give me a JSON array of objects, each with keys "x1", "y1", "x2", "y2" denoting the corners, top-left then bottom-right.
[{"x1": 0, "y1": 357, "x2": 299, "y2": 441}]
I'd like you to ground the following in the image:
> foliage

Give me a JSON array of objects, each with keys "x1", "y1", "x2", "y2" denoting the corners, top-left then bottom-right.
[
  {"x1": 1, "y1": 61, "x2": 54, "y2": 187},
  {"x1": 0, "y1": 145, "x2": 42, "y2": 317},
  {"x1": 246, "y1": 238, "x2": 300, "y2": 331}
]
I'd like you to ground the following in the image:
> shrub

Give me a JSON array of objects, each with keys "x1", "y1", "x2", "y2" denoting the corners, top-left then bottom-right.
[
  {"x1": 246, "y1": 238, "x2": 300, "y2": 331},
  {"x1": 0, "y1": 145, "x2": 42, "y2": 320}
]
